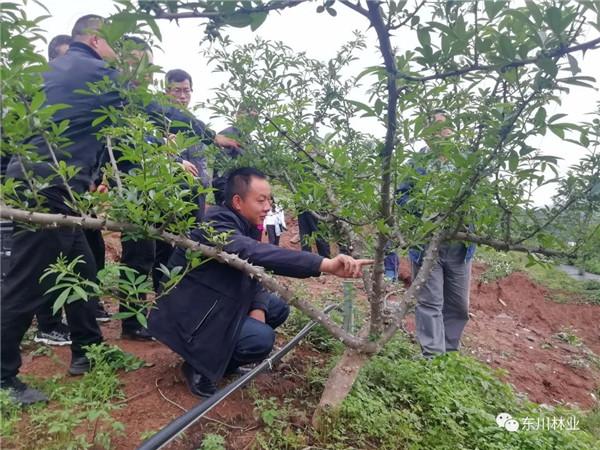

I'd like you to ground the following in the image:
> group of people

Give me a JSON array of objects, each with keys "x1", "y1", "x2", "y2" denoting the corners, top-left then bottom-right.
[
  {"x1": 0, "y1": 14, "x2": 372, "y2": 406},
  {"x1": 1, "y1": 14, "x2": 474, "y2": 407}
]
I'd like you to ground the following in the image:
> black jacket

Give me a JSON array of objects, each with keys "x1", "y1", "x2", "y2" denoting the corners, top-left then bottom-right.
[
  {"x1": 148, "y1": 205, "x2": 323, "y2": 381},
  {"x1": 6, "y1": 43, "x2": 214, "y2": 193}
]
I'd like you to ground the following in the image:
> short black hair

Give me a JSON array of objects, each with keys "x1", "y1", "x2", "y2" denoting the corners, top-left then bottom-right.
[
  {"x1": 122, "y1": 34, "x2": 152, "y2": 53},
  {"x1": 48, "y1": 35, "x2": 72, "y2": 61},
  {"x1": 224, "y1": 167, "x2": 267, "y2": 207},
  {"x1": 71, "y1": 14, "x2": 105, "y2": 40},
  {"x1": 166, "y1": 69, "x2": 193, "y2": 89}
]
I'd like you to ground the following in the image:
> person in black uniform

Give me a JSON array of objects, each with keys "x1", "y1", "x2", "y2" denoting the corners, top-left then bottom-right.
[
  {"x1": 1, "y1": 15, "x2": 116, "y2": 405},
  {"x1": 148, "y1": 168, "x2": 372, "y2": 397}
]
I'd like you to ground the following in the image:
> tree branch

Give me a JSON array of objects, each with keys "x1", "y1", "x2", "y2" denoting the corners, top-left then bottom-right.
[
  {"x1": 0, "y1": 204, "x2": 367, "y2": 350},
  {"x1": 389, "y1": 0, "x2": 427, "y2": 30},
  {"x1": 453, "y1": 232, "x2": 570, "y2": 258},
  {"x1": 396, "y1": 35, "x2": 600, "y2": 84},
  {"x1": 366, "y1": 0, "x2": 399, "y2": 335},
  {"x1": 149, "y1": 0, "x2": 307, "y2": 20}
]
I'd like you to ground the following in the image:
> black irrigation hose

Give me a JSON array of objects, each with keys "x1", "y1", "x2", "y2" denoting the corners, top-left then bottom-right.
[{"x1": 137, "y1": 303, "x2": 340, "y2": 450}]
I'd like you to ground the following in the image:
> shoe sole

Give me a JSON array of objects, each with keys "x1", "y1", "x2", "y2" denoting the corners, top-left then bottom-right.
[
  {"x1": 96, "y1": 317, "x2": 111, "y2": 323},
  {"x1": 33, "y1": 337, "x2": 72, "y2": 347},
  {"x1": 68, "y1": 368, "x2": 89, "y2": 376}
]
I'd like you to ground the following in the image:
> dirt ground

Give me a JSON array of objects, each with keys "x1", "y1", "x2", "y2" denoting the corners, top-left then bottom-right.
[{"x1": 19, "y1": 217, "x2": 600, "y2": 449}]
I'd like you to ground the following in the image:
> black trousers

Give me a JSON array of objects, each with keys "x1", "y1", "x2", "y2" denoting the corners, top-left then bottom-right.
[
  {"x1": 1, "y1": 218, "x2": 103, "y2": 380},
  {"x1": 83, "y1": 228, "x2": 106, "y2": 313},
  {"x1": 265, "y1": 225, "x2": 280, "y2": 246},
  {"x1": 120, "y1": 237, "x2": 155, "y2": 332},
  {"x1": 298, "y1": 212, "x2": 330, "y2": 258},
  {"x1": 1, "y1": 222, "x2": 63, "y2": 333},
  {"x1": 152, "y1": 240, "x2": 174, "y2": 292}
]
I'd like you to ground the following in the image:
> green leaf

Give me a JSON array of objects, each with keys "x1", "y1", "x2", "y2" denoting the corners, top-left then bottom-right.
[
  {"x1": 417, "y1": 27, "x2": 431, "y2": 48},
  {"x1": 544, "y1": 6, "x2": 563, "y2": 35},
  {"x1": 91, "y1": 115, "x2": 108, "y2": 127},
  {"x1": 533, "y1": 107, "x2": 546, "y2": 128},
  {"x1": 73, "y1": 285, "x2": 88, "y2": 301},
  {"x1": 53, "y1": 288, "x2": 71, "y2": 314},
  {"x1": 484, "y1": 0, "x2": 506, "y2": 19},
  {"x1": 136, "y1": 312, "x2": 148, "y2": 328},
  {"x1": 566, "y1": 54, "x2": 581, "y2": 76},
  {"x1": 250, "y1": 11, "x2": 268, "y2": 31}
]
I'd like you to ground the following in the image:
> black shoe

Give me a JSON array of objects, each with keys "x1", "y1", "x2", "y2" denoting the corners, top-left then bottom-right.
[
  {"x1": 121, "y1": 327, "x2": 155, "y2": 341},
  {"x1": 34, "y1": 328, "x2": 72, "y2": 346},
  {"x1": 1, "y1": 377, "x2": 48, "y2": 405},
  {"x1": 68, "y1": 355, "x2": 91, "y2": 376},
  {"x1": 225, "y1": 364, "x2": 255, "y2": 377},
  {"x1": 181, "y1": 362, "x2": 216, "y2": 397}
]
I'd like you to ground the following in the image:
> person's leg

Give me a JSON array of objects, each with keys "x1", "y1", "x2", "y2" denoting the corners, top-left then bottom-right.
[
  {"x1": 226, "y1": 317, "x2": 276, "y2": 373},
  {"x1": 1, "y1": 225, "x2": 68, "y2": 382},
  {"x1": 266, "y1": 225, "x2": 277, "y2": 245},
  {"x1": 153, "y1": 240, "x2": 174, "y2": 292},
  {"x1": 120, "y1": 238, "x2": 155, "y2": 336},
  {"x1": 83, "y1": 228, "x2": 110, "y2": 320},
  {"x1": 34, "y1": 301, "x2": 64, "y2": 333},
  {"x1": 303, "y1": 212, "x2": 331, "y2": 258},
  {"x1": 263, "y1": 293, "x2": 290, "y2": 329},
  {"x1": 274, "y1": 234, "x2": 280, "y2": 246},
  {"x1": 63, "y1": 230, "x2": 103, "y2": 364},
  {"x1": 441, "y1": 245, "x2": 471, "y2": 352},
  {"x1": 297, "y1": 212, "x2": 312, "y2": 252},
  {"x1": 384, "y1": 252, "x2": 398, "y2": 281},
  {"x1": 413, "y1": 256, "x2": 446, "y2": 356}
]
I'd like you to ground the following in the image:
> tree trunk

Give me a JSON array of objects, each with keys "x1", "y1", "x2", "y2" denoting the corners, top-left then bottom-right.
[{"x1": 312, "y1": 348, "x2": 370, "y2": 428}]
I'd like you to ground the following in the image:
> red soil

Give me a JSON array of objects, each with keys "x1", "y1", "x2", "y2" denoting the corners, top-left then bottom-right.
[{"x1": 17, "y1": 217, "x2": 600, "y2": 449}]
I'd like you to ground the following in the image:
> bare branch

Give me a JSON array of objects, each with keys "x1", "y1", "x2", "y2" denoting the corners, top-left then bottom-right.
[
  {"x1": 0, "y1": 204, "x2": 367, "y2": 350},
  {"x1": 453, "y1": 232, "x2": 570, "y2": 258},
  {"x1": 389, "y1": 0, "x2": 427, "y2": 30}
]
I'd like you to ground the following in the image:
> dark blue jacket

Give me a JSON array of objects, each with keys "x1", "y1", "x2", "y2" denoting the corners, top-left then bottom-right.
[
  {"x1": 6, "y1": 43, "x2": 214, "y2": 193},
  {"x1": 148, "y1": 205, "x2": 323, "y2": 381}
]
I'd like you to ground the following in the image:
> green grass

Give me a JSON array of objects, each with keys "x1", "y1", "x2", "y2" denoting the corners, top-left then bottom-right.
[
  {"x1": 0, "y1": 344, "x2": 144, "y2": 450},
  {"x1": 318, "y1": 337, "x2": 600, "y2": 450}
]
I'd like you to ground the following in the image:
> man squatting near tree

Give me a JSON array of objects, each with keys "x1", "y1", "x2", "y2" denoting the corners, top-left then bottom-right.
[{"x1": 148, "y1": 167, "x2": 373, "y2": 397}]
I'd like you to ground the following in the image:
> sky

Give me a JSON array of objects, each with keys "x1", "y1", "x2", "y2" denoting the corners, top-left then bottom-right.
[{"x1": 25, "y1": 0, "x2": 600, "y2": 205}]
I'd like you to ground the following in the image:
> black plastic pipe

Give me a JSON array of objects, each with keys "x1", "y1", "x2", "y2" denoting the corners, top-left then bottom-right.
[{"x1": 137, "y1": 303, "x2": 339, "y2": 450}]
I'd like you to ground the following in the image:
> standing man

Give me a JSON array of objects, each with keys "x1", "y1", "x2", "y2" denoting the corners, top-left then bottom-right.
[
  {"x1": 148, "y1": 168, "x2": 372, "y2": 397},
  {"x1": 28, "y1": 34, "x2": 75, "y2": 346},
  {"x1": 400, "y1": 110, "x2": 475, "y2": 357},
  {"x1": 298, "y1": 211, "x2": 331, "y2": 257},
  {"x1": 1, "y1": 14, "x2": 116, "y2": 404}
]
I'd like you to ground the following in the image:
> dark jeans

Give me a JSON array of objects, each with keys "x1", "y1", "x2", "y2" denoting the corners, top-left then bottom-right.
[
  {"x1": 1, "y1": 215, "x2": 103, "y2": 379},
  {"x1": 265, "y1": 225, "x2": 280, "y2": 246},
  {"x1": 120, "y1": 237, "x2": 155, "y2": 332},
  {"x1": 298, "y1": 211, "x2": 330, "y2": 258},
  {"x1": 225, "y1": 294, "x2": 290, "y2": 373}
]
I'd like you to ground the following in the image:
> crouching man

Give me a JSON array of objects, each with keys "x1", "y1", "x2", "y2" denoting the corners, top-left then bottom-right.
[{"x1": 148, "y1": 167, "x2": 372, "y2": 397}]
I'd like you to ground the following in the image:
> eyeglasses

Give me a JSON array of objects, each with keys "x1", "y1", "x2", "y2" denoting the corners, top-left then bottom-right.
[{"x1": 169, "y1": 88, "x2": 192, "y2": 95}]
